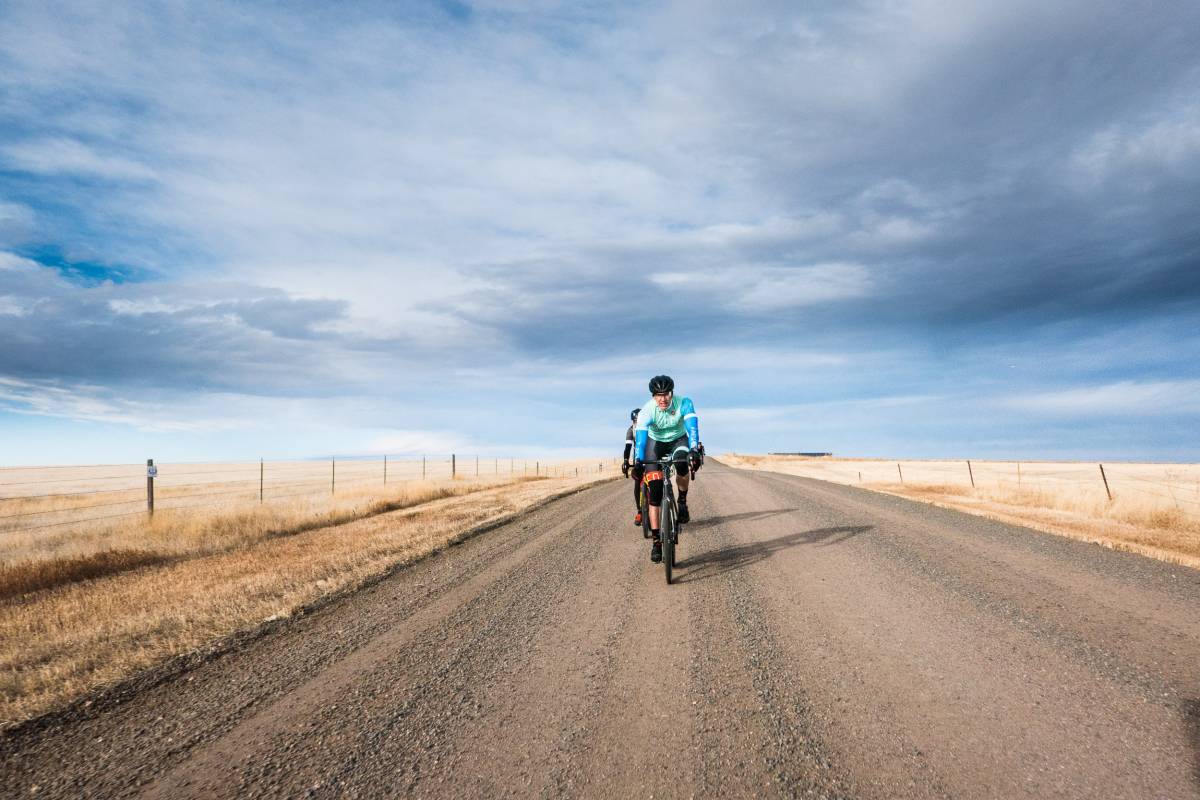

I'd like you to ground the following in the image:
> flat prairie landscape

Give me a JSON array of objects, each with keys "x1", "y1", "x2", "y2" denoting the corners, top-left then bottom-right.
[
  {"x1": 5, "y1": 461, "x2": 1200, "y2": 799},
  {"x1": 721, "y1": 454, "x2": 1200, "y2": 567},
  {"x1": 0, "y1": 458, "x2": 615, "y2": 725}
]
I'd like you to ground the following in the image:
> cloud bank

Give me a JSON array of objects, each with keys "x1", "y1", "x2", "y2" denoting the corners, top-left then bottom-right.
[{"x1": 1, "y1": 0, "x2": 1198, "y2": 461}]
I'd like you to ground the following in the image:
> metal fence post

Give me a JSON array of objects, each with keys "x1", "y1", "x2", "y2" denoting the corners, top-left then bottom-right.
[
  {"x1": 146, "y1": 458, "x2": 155, "y2": 516},
  {"x1": 422, "y1": 455, "x2": 426, "y2": 480},
  {"x1": 452, "y1": 454, "x2": 456, "y2": 478},
  {"x1": 260, "y1": 458, "x2": 264, "y2": 504},
  {"x1": 384, "y1": 454, "x2": 388, "y2": 486}
]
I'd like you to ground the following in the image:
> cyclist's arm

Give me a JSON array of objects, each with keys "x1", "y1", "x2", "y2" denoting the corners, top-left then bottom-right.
[
  {"x1": 681, "y1": 397, "x2": 700, "y2": 449},
  {"x1": 623, "y1": 426, "x2": 634, "y2": 463},
  {"x1": 634, "y1": 406, "x2": 652, "y2": 461}
]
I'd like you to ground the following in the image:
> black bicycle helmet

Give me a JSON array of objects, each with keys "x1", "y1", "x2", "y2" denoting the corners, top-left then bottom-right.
[
  {"x1": 648, "y1": 374, "x2": 674, "y2": 394},
  {"x1": 630, "y1": 408, "x2": 640, "y2": 422}
]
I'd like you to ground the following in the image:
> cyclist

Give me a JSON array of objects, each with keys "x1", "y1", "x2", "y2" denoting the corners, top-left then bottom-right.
[
  {"x1": 621, "y1": 408, "x2": 644, "y2": 525},
  {"x1": 631, "y1": 375, "x2": 703, "y2": 563}
]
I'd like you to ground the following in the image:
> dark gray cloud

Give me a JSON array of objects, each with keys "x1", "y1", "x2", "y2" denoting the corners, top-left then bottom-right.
[{"x1": 0, "y1": 256, "x2": 417, "y2": 396}]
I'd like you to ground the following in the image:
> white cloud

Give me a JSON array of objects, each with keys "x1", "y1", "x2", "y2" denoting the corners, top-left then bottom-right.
[
  {"x1": 366, "y1": 429, "x2": 474, "y2": 456},
  {"x1": 0, "y1": 295, "x2": 28, "y2": 316},
  {"x1": 0, "y1": 251, "x2": 43, "y2": 272},
  {"x1": 2, "y1": 137, "x2": 157, "y2": 181},
  {"x1": 1070, "y1": 104, "x2": 1200, "y2": 183},
  {"x1": 652, "y1": 262, "x2": 872, "y2": 310},
  {"x1": 0, "y1": 200, "x2": 35, "y2": 232},
  {"x1": 0, "y1": 377, "x2": 237, "y2": 431},
  {"x1": 999, "y1": 380, "x2": 1200, "y2": 416},
  {"x1": 705, "y1": 394, "x2": 938, "y2": 426}
]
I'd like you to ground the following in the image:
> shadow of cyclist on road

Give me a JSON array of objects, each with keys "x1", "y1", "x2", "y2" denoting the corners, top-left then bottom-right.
[
  {"x1": 686, "y1": 508, "x2": 800, "y2": 530},
  {"x1": 1184, "y1": 697, "x2": 1200, "y2": 790},
  {"x1": 674, "y1": 524, "x2": 872, "y2": 584}
]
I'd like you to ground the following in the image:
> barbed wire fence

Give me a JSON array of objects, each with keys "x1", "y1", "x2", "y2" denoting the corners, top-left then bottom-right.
[
  {"x1": 0, "y1": 454, "x2": 617, "y2": 538},
  {"x1": 747, "y1": 457, "x2": 1200, "y2": 520}
]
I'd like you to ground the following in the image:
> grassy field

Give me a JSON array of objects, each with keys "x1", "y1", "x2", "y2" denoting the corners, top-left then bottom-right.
[
  {"x1": 720, "y1": 455, "x2": 1200, "y2": 568},
  {"x1": 0, "y1": 459, "x2": 615, "y2": 727}
]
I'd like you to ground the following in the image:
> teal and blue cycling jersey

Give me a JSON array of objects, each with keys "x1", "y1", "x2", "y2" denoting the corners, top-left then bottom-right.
[{"x1": 634, "y1": 395, "x2": 699, "y2": 460}]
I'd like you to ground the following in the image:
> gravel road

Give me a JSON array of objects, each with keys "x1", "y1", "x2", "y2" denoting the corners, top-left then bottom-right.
[{"x1": 4, "y1": 461, "x2": 1200, "y2": 799}]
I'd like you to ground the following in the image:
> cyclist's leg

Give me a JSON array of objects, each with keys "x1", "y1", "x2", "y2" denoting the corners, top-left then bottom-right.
[
  {"x1": 644, "y1": 469, "x2": 666, "y2": 561},
  {"x1": 646, "y1": 437, "x2": 673, "y2": 531},
  {"x1": 646, "y1": 470, "x2": 664, "y2": 531},
  {"x1": 667, "y1": 437, "x2": 692, "y2": 522}
]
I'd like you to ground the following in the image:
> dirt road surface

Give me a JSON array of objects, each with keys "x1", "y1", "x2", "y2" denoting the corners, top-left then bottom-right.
[{"x1": 4, "y1": 461, "x2": 1200, "y2": 799}]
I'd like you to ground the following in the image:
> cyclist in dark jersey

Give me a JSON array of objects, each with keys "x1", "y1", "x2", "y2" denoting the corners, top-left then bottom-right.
[
  {"x1": 631, "y1": 375, "x2": 703, "y2": 563},
  {"x1": 621, "y1": 408, "x2": 643, "y2": 525}
]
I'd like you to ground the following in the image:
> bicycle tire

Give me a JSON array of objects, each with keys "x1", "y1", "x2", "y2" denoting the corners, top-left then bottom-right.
[
  {"x1": 670, "y1": 523, "x2": 678, "y2": 568},
  {"x1": 669, "y1": 494, "x2": 679, "y2": 568},
  {"x1": 640, "y1": 490, "x2": 652, "y2": 539},
  {"x1": 662, "y1": 493, "x2": 675, "y2": 584}
]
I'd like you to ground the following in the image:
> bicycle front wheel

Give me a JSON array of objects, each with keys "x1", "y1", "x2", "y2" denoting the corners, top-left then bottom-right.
[{"x1": 662, "y1": 498, "x2": 675, "y2": 584}]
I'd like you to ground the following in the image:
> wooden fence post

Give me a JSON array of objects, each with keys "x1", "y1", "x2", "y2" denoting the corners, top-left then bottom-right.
[
  {"x1": 260, "y1": 458, "x2": 264, "y2": 504},
  {"x1": 146, "y1": 458, "x2": 155, "y2": 515},
  {"x1": 897, "y1": 463, "x2": 904, "y2": 483},
  {"x1": 1099, "y1": 463, "x2": 1112, "y2": 501},
  {"x1": 422, "y1": 455, "x2": 426, "y2": 480},
  {"x1": 384, "y1": 454, "x2": 388, "y2": 485},
  {"x1": 967, "y1": 460, "x2": 975, "y2": 488},
  {"x1": 452, "y1": 454, "x2": 456, "y2": 478},
  {"x1": 476, "y1": 455, "x2": 479, "y2": 476},
  {"x1": 332, "y1": 457, "x2": 336, "y2": 495}
]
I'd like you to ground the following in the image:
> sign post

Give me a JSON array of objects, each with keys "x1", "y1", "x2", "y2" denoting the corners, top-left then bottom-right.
[{"x1": 146, "y1": 458, "x2": 157, "y2": 515}]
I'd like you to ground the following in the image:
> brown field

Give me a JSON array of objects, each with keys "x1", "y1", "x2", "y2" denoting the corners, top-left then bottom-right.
[
  {"x1": 720, "y1": 454, "x2": 1200, "y2": 568},
  {"x1": 0, "y1": 458, "x2": 616, "y2": 727}
]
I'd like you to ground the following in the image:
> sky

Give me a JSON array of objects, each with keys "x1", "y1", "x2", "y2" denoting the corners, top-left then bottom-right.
[{"x1": 1, "y1": 0, "x2": 1199, "y2": 465}]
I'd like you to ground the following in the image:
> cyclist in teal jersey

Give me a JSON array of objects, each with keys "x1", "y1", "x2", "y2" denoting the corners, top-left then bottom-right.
[{"x1": 631, "y1": 374, "x2": 703, "y2": 563}]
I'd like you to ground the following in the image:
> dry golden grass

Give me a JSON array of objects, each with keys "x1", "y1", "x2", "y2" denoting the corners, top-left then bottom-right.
[
  {"x1": 0, "y1": 457, "x2": 615, "y2": 566},
  {"x1": 0, "y1": 478, "x2": 513, "y2": 598},
  {"x1": 0, "y1": 468, "x2": 615, "y2": 728},
  {"x1": 720, "y1": 454, "x2": 1200, "y2": 567}
]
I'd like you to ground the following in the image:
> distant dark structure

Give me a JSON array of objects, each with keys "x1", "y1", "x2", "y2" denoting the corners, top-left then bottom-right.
[{"x1": 769, "y1": 452, "x2": 832, "y2": 457}]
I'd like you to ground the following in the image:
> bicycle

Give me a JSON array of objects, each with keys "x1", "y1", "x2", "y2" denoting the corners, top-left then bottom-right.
[{"x1": 640, "y1": 447, "x2": 692, "y2": 584}]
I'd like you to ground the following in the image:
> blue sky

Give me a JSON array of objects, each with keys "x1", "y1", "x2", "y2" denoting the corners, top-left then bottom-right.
[{"x1": 1, "y1": 0, "x2": 1199, "y2": 465}]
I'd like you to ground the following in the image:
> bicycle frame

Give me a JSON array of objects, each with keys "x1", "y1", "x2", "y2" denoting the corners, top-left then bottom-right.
[{"x1": 642, "y1": 449, "x2": 691, "y2": 583}]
